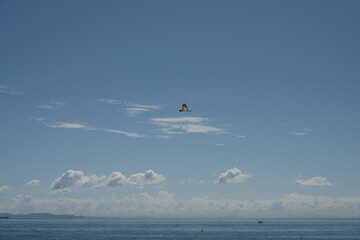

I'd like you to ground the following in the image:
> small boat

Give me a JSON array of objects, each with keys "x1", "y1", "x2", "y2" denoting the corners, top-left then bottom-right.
[{"x1": 258, "y1": 219, "x2": 263, "y2": 224}]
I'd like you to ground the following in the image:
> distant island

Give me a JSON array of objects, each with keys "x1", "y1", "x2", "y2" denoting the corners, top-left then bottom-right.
[{"x1": 0, "y1": 213, "x2": 84, "y2": 219}]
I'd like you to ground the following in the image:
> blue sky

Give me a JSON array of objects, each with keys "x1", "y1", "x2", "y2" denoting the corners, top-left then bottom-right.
[{"x1": 1, "y1": 0, "x2": 360, "y2": 218}]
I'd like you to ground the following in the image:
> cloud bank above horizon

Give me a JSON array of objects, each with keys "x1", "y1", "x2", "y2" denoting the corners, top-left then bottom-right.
[{"x1": 1, "y1": 191, "x2": 359, "y2": 218}]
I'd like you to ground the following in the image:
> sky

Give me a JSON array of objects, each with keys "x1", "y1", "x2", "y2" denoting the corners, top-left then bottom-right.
[{"x1": 1, "y1": 0, "x2": 360, "y2": 218}]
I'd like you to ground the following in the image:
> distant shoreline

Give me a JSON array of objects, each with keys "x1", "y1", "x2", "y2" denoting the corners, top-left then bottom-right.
[{"x1": 0, "y1": 213, "x2": 359, "y2": 221}]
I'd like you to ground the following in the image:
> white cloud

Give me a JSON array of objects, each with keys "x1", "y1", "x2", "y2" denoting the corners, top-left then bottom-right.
[
  {"x1": 295, "y1": 176, "x2": 333, "y2": 186},
  {"x1": 49, "y1": 122, "x2": 91, "y2": 129},
  {"x1": 98, "y1": 99, "x2": 162, "y2": 117},
  {"x1": 51, "y1": 170, "x2": 106, "y2": 193},
  {"x1": 150, "y1": 117, "x2": 225, "y2": 136},
  {"x1": 289, "y1": 129, "x2": 311, "y2": 136},
  {"x1": 25, "y1": 180, "x2": 41, "y2": 187},
  {"x1": 151, "y1": 117, "x2": 206, "y2": 123},
  {"x1": 125, "y1": 103, "x2": 162, "y2": 117},
  {"x1": 106, "y1": 172, "x2": 127, "y2": 187},
  {"x1": 127, "y1": 103, "x2": 162, "y2": 110},
  {"x1": 37, "y1": 101, "x2": 66, "y2": 110},
  {"x1": 181, "y1": 177, "x2": 205, "y2": 185},
  {"x1": 215, "y1": 167, "x2": 251, "y2": 184},
  {"x1": 102, "y1": 129, "x2": 145, "y2": 138},
  {"x1": 237, "y1": 135, "x2": 247, "y2": 138},
  {"x1": 51, "y1": 169, "x2": 165, "y2": 193},
  {"x1": 34, "y1": 118, "x2": 143, "y2": 138},
  {"x1": 35, "y1": 118, "x2": 90, "y2": 129},
  {"x1": 0, "y1": 185, "x2": 10, "y2": 193},
  {"x1": 126, "y1": 107, "x2": 151, "y2": 117},
  {"x1": 127, "y1": 170, "x2": 165, "y2": 186},
  {"x1": 1, "y1": 192, "x2": 359, "y2": 218},
  {"x1": 215, "y1": 143, "x2": 225, "y2": 146},
  {"x1": 184, "y1": 124, "x2": 224, "y2": 133},
  {"x1": 157, "y1": 135, "x2": 171, "y2": 139},
  {"x1": 0, "y1": 85, "x2": 23, "y2": 95},
  {"x1": 289, "y1": 132, "x2": 307, "y2": 136},
  {"x1": 98, "y1": 98, "x2": 122, "y2": 105}
]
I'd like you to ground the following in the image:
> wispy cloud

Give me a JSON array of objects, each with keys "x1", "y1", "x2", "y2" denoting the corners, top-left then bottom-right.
[
  {"x1": 98, "y1": 99, "x2": 162, "y2": 117},
  {"x1": 24, "y1": 180, "x2": 41, "y2": 187},
  {"x1": 98, "y1": 98, "x2": 122, "y2": 105},
  {"x1": 0, "y1": 85, "x2": 23, "y2": 95},
  {"x1": 181, "y1": 177, "x2": 205, "y2": 185},
  {"x1": 214, "y1": 167, "x2": 251, "y2": 184},
  {"x1": 289, "y1": 128, "x2": 312, "y2": 136},
  {"x1": 237, "y1": 135, "x2": 247, "y2": 138},
  {"x1": 289, "y1": 132, "x2": 307, "y2": 136},
  {"x1": 34, "y1": 118, "x2": 144, "y2": 138},
  {"x1": 151, "y1": 117, "x2": 206, "y2": 123},
  {"x1": 126, "y1": 103, "x2": 162, "y2": 117},
  {"x1": 157, "y1": 135, "x2": 171, "y2": 139},
  {"x1": 126, "y1": 107, "x2": 151, "y2": 117},
  {"x1": 295, "y1": 176, "x2": 333, "y2": 186},
  {"x1": 127, "y1": 103, "x2": 162, "y2": 110},
  {"x1": 0, "y1": 185, "x2": 10, "y2": 193},
  {"x1": 35, "y1": 118, "x2": 92, "y2": 129},
  {"x1": 37, "y1": 101, "x2": 66, "y2": 110},
  {"x1": 215, "y1": 143, "x2": 225, "y2": 146},
  {"x1": 51, "y1": 169, "x2": 165, "y2": 193},
  {"x1": 151, "y1": 117, "x2": 225, "y2": 136},
  {"x1": 102, "y1": 129, "x2": 144, "y2": 138}
]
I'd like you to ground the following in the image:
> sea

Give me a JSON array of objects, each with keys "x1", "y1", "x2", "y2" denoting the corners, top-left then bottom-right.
[{"x1": 0, "y1": 219, "x2": 359, "y2": 240}]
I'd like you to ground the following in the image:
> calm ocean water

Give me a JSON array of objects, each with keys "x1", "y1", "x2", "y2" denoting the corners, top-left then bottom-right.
[{"x1": 0, "y1": 219, "x2": 359, "y2": 240}]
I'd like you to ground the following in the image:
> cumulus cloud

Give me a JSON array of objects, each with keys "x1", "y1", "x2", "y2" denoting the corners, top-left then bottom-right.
[
  {"x1": 106, "y1": 172, "x2": 127, "y2": 187},
  {"x1": 215, "y1": 167, "x2": 251, "y2": 184},
  {"x1": 37, "y1": 101, "x2": 66, "y2": 110},
  {"x1": 127, "y1": 170, "x2": 165, "y2": 186},
  {"x1": 34, "y1": 118, "x2": 144, "y2": 138},
  {"x1": 51, "y1": 169, "x2": 165, "y2": 193},
  {"x1": 0, "y1": 85, "x2": 23, "y2": 95},
  {"x1": 295, "y1": 176, "x2": 333, "y2": 186},
  {"x1": 0, "y1": 185, "x2": 10, "y2": 193},
  {"x1": 1, "y1": 192, "x2": 359, "y2": 218},
  {"x1": 51, "y1": 170, "x2": 106, "y2": 193},
  {"x1": 24, "y1": 180, "x2": 41, "y2": 187},
  {"x1": 150, "y1": 117, "x2": 225, "y2": 136}
]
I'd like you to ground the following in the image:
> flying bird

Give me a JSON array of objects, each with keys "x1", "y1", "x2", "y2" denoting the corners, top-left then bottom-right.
[{"x1": 179, "y1": 103, "x2": 192, "y2": 112}]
